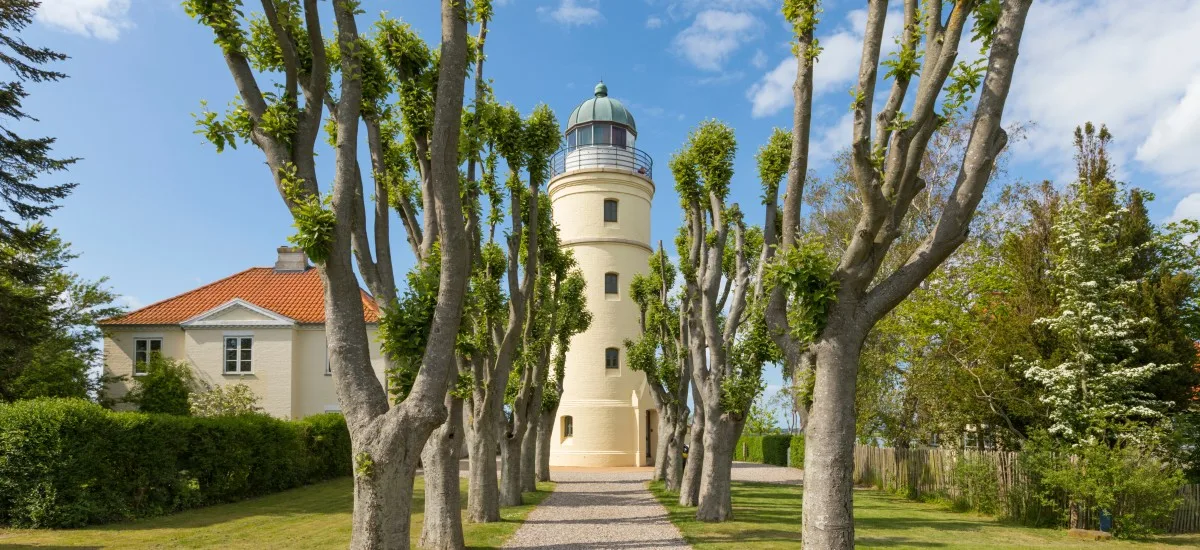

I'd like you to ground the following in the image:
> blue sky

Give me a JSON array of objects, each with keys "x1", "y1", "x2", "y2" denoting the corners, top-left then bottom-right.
[{"x1": 22, "y1": 0, "x2": 1200, "y2": 414}]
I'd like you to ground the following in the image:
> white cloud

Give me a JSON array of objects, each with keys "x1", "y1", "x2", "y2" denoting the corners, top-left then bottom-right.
[
  {"x1": 117, "y1": 295, "x2": 144, "y2": 311},
  {"x1": 537, "y1": 0, "x2": 603, "y2": 26},
  {"x1": 663, "y1": 0, "x2": 772, "y2": 20},
  {"x1": 1168, "y1": 193, "x2": 1200, "y2": 223},
  {"x1": 809, "y1": 111, "x2": 854, "y2": 167},
  {"x1": 36, "y1": 0, "x2": 132, "y2": 40},
  {"x1": 751, "y1": 49, "x2": 767, "y2": 69},
  {"x1": 672, "y1": 10, "x2": 760, "y2": 71},
  {"x1": 1007, "y1": 0, "x2": 1200, "y2": 183},
  {"x1": 746, "y1": 8, "x2": 901, "y2": 118},
  {"x1": 646, "y1": 15, "x2": 663, "y2": 29},
  {"x1": 1136, "y1": 75, "x2": 1200, "y2": 177}
]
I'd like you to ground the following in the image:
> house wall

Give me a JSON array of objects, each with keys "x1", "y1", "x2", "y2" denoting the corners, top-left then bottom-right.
[
  {"x1": 103, "y1": 327, "x2": 186, "y2": 408},
  {"x1": 104, "y1": 323, "x2": 388, "y2": 419},
  {"x1": 290, "y1": 325, "x2": 387, "y2": 418},
  {"x1": 185, "y1": 327, "x2": 295, "y2": 418}
]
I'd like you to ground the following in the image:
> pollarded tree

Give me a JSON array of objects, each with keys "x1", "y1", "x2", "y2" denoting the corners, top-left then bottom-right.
[
  {"x1": 763, "y1": 1, "x2": 1035, "y2": 546},
  {"x1": 186, "y1": 0, "x2": 472, "y2": 547},
  {"x1": 460, "y1": 102, "x2": 561, "y2": 518},
  {"x1": 625, "y1": 245, "x2": 691, "y2": 490},
  {"x1": 534, "y1": 267, "x2": 590, "y2": 482},
  {"x1": 669, "y1": 120, "x2": 834, "y2": 521},
  {"x1": 512, "y1": 200, "x2": 586, "y2": 493}
]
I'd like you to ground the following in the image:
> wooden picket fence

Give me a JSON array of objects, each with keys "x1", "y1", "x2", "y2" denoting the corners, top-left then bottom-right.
[{"x1": 852, "y1": 444, "x2": 1200, "y2": 534}]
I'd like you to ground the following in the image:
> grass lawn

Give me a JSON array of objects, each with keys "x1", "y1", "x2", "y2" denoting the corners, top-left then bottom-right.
[
  {"x1": 0, "y1": 476, "x2": 553, "y2": 549},
  {"x1": 650, "y1": 481, "x2": 1200, "y2": 549}
]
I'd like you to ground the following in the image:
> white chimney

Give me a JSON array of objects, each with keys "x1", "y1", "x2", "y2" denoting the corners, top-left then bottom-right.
[{"x1": 274, "y1": 246, "x2": 309, "y2": 272}]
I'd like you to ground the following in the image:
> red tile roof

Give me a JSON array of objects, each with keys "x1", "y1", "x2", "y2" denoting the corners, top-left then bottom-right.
[{"x1": 101, "y1": 267, "x2": 380, "y2": 325}]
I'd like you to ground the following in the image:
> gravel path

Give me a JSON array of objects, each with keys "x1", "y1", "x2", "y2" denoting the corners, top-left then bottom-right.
[{"x1": 502, "y1": 470, "x2": 690, "y2": 550}]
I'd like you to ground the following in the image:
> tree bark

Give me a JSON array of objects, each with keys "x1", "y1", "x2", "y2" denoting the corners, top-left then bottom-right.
[
  {"x1": 536, "y1": 409, "x2": 555, "y2": 482},
  {"x1": 500, "y1": 429, "x2": 523, "y2": 506},
  {"x1": 466, "y1": 419, "x2": 500, "y2": 522},
  {"x1": 695, "y1": 411, "x2": 744, "y2": 522},
  {"x1": 653, "y1": 418, "x2": 671, "y2": 482},
  {"x1": 666, "y1": 414, "x2": 689, "y2": 492},
  {"x1": 801, "y1": 327, "x2": 865, "y2": 549},
  {"x1": 419, "y1": 394, "x2": 465, "y2": 550},
  {"x1": 679, "y1": 392, "x2": 705, "y2": 507},
  {"x1": 519, "y1": 407, "x2": 539, "y2": 492}
]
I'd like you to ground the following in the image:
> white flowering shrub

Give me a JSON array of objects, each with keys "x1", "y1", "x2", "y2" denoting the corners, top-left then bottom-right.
[{"x1": 1020, "y1": 191, "x2": 1174, "y2": 445}]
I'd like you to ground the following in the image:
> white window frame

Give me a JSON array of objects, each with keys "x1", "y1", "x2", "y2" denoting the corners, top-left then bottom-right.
[
  {"x1": 223, "y1": 335, "x2": 254, "y2": 374},
  {"x1": 562, "y1": 415, "x2": 574, "y2": 439},
  {"x1": 133, "y1": 337, "x2": 163, "y2": 376},
  {"x1": 325, "y1": 355, "x2": 332, "y2": 376}
]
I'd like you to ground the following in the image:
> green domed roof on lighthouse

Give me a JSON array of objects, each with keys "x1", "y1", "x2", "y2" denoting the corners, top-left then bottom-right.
[{"x1": 567, "y1": 82, "x2": 637, "y2": 135}]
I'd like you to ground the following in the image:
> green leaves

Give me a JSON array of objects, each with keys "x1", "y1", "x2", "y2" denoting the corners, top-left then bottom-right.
[
  {"x1": 183, "y1": 0, "x2": 248, "y2": 55},
  {"x1": 756, "y1": 128, "x2": 791, "y2": 202},
  {"x1": 690, "y1": 120, "x2": 738, "y2": 201},
  {"x1": 940, "y1": 59, "x2": 986, "y2": 124},
  {"x1": 764, "y1": 239, "x2": 838, "y2": 344},
  {"x1": 278, "y1": 163, "x2": 335, "y2": 264}
]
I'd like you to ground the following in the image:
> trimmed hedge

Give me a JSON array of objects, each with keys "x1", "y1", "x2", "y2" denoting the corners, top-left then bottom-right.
[
  {"x1": 734, "y1": 434, "x2": 801, "y2": 468},
  {"x1": 736, "y1": 434, "x2": 798, "y2": 467},
  {"x1": 789, "y1": 435, "x2": 805, "y2": 468},
  {"x1": 0, "y1": 398, "x2": 350, "y2": 528}
]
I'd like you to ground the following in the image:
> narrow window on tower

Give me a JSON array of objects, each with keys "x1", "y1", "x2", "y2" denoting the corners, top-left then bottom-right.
[
  {"x1": 562, "y1": 415, "x2": 574, "y2": 439},
  {"x1": 603, "y1": 199, "x2": 618, "y2": 222},
  {"x1": 605, "y1": 347, "x2": 619, "y2": 369},
  {"x1": 604, "y1": 272, "x2": 618, "y2": 295}
]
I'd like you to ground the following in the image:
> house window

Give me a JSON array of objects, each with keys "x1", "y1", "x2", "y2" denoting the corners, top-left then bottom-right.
[
  {"x1": 133, "y1": 338, "x2": 162, "y2": 375},
  {"x1": 604, "y1": 199, "x2": 619, "y2": 222},
  {"x1": 612, "y1": 127, "x2": 627, "y2": 148},
  {"x1": 605, "y1": 272, "x2": 618, "y2": 295},
  {"x1": 605, "y1": 347, "x2": 619, "y2": 370},
  {"x1": 224, "y1": 336, "x2": 253, "y2": 374},
  {"x1": 562, "y1": 415, "x2": 574, "y2": 438},
  {"x1": 325, "y1": 356, "x2": 332, "y2": 376}
]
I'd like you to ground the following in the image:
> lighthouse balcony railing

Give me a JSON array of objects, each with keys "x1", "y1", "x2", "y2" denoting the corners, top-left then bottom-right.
[{"x1": 550, "y1": 144, "x2": 653, "y2": 181}]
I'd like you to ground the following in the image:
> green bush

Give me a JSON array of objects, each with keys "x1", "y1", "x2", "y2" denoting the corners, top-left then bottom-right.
[
  {"x1": 950, "y1": 454, "x2": 1001, "y2": 515},
  {"x1": 762, "y1": 435, "x2": 792, "y2": 466},
  {"x1": 1023, "y1": 432, "x2": 1185, "y2": 537},
  {"x1": 789, "y1": 435, "x2": 804, "y2": 468},
  {"x1": 736, "y1": 434, "x2": 794, "y2": 467},
  {"x1": 736, "y1": 435, "x2": 764, "y2": 462},
  {"x1": 124, "y1": 356, "x2": 197, "y2": 416},
  {"x1": 0, "y1": 398, "x2": 351, "y2": 528}
]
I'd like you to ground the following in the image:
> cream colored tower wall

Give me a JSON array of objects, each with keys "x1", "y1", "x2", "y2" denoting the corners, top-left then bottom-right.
[{"x1": 548, "y1": 168, "x2": 657, "y2": 467}]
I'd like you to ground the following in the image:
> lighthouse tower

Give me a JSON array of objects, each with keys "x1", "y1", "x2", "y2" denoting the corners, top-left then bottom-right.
[{"x1": 547, "y1": 82, "x2": 658, "y2": 468}]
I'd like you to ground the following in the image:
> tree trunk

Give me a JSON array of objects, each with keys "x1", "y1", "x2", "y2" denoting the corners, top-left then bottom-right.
[
  {"x1": 519, "y1": 410, "x2": 538, "y2": 492},
  {"x1": 679, "y1": 401, "x2": 705, "y2": 506},
  {"x1": 500, "y1": 432, "x2": 523, "y2": 506},
  {"x1": 653, "y1": 421, "x2": 671, "y2": 482},
  {"x1": 536, "y1": 409, "x2": 555, "y2": 482},
  {"x1": 348, "y1": 424, "x2": 427, "y2": 550},
  {"x1": 466, "y1": 420, "x2": 500, "y2": 522},
  {"x1": 695, "y1": 412, "x2": 743, "y2": 522},
  {"x1": 666, "y1": 414, "x2": 688, "y2": 492},
  {"x1": 419, "y1": 395, "x2": 465, "y2": 550},
  {"x1": 801, "y1": 330, "x2": 865, "y2": 550}
]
